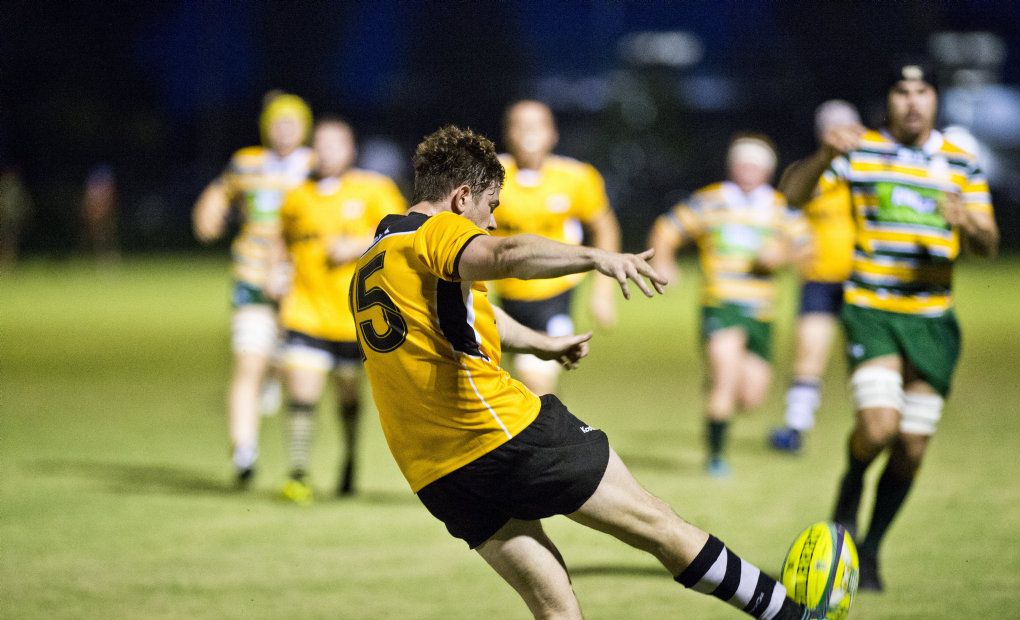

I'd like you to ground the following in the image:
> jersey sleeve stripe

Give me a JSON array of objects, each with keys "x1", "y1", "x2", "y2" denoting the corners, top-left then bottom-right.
[{"x1": 452, "y1": 233, "x2": 484, "y2": 281}]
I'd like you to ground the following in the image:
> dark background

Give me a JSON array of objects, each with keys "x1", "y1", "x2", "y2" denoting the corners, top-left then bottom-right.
[{"x1": 3, "y1": 0, "x2": 1018, "y2": 254}]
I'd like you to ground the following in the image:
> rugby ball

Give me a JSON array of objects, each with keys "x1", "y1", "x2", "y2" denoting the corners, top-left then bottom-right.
[{"x1": 781, "y1": 522, "x2": 859, "y2": 619}]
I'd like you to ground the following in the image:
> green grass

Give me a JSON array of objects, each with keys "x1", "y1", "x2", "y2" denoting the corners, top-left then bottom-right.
[{"x1": 3, "y1": 256, "x2": 1019, "y2": 619}]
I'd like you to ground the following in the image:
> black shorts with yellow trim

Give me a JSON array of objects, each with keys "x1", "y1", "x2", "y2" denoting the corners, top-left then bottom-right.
[{"x1": 416, "y1": 394, "x2": 610, "y2": 549}]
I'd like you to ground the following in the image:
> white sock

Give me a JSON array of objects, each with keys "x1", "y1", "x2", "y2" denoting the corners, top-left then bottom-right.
[
  {"x1": 233, "y1": 443, "x2": 258, "y2": 470},
  {"x1": 784, "y1": 379, "x2": 821, "y2": 431}
]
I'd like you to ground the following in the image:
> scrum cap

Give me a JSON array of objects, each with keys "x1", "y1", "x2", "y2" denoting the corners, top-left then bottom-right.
[{"x1": 260, "y1": 93, "x2": 312, "y2": 146}]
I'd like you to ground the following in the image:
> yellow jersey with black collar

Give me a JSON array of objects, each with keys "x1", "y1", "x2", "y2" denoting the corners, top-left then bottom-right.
[
  {"x1": 280, "y1": 169, "x2": 406, "y2": 341},
  {"x1": 352, "y1": 211, "x2": 541, "y2": 492},
  {"x1": 821, "y1": 129, "x2": 993, "y2": 316},
  {"x1": 655, "y1": 182, "x2": 809, "y2": 321},
  {"x1": 491, "y1": 154, "x2": 611, "y2": 301},
  {"x1": 224, "y1": 145, "x2": 314, "y2": 288}
]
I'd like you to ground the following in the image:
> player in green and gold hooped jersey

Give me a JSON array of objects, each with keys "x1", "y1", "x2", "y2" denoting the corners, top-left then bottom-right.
[
  {"x1": 780, "y1": 64, "x2": 999, "y2": 591},
  {"x1": 649, "y1": 135, "x2": 811, "y2": 477},
  {"x1": 193, "y1": 92, "x2": 314, "y2": 486}
]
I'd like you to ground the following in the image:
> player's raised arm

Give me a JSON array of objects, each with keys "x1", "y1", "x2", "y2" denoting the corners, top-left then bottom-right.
[
  {"x1": 458, "y1": 233, "x2": 665, "y2": 300},
  {"x1": 780, "y1": 124, "x2": 864, "y2": 207}
]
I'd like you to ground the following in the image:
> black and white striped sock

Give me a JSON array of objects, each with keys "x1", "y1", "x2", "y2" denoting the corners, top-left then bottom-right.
[
  {"x1": 675, "y1": 535, "x2": 803, "y2": 620},
  {"x1": 287, "y1": 401, "x2": 315, "y2": 478}
]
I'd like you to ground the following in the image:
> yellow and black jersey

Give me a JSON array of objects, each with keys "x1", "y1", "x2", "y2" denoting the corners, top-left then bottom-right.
[
  {"x1": 654, "y1": 182, "x2": 809, "y2": 321},
  {"x1": 491, "y1": 154, "x2": 610, "y2": 301},
  {"x1": 801, "y1": 181, "x2": 855, "y2": 283},
  {"x1": 352, "y1": 211, "x2": 541, "y2": 492},
  {"x1": 280, "y1": 170, "x2": 406, "y2": 341},
  {"x1": 224, "y1": 145, "x2": 314, "y2": 287},
  {"x1": 822, "y1": 129, "x2": 993, "y2": 316}
]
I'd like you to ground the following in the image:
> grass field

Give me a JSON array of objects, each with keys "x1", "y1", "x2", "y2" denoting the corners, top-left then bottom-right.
[{"x1": 3, "y1": 255, "x2": 1019, "y2": 619}]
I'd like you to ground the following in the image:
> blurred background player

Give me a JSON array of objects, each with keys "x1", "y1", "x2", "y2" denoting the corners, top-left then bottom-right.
[
  {"x1": 649, "y1": 135, "x2": 810, "y2": 477},
  {"x1": 192, "y1": 92, "x2": 314, "y2": 486},
  {"x1": 780, "y1": 64, "x2": 998, "y2": 590},
  {"x1": 0, "y1": 167, "x2": 33, "y2": 271},
  {"x1": 769, "y1": 101, "x2": 863, "y2": 453},
  {"x1": 276, "y1": 118, "x2": 406, "y2": 503},
  {"x1": 80, "y1": 164, "x2": 120, "y2": 264},
  {"x1": 491, "y1": 100, "x2": 622, "y2": 396}
]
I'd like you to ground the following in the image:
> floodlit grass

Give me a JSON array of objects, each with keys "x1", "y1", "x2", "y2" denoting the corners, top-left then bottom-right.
[{"x1": 3, "y1": 255, "x2": 1019, "y2": 619}]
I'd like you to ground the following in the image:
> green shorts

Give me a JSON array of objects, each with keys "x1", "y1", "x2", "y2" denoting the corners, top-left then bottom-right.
[
  {"x1": 841, "y1": 304, "x2": 960, "y2": 397},
  {"x1": 701, "y1": 303, "x2": 772, "y2": 361},
  {"x1": 231, "y1": 281, "x2": 275, "y2": 308}
]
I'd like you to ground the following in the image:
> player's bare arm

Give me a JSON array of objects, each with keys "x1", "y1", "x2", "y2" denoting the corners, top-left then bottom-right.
[
  {"x1": 193, "y1": 180, "x2": 232, "y2": 243},
  {"x1": 940, "y1": 192, "x2": 1000, "y2": 257},
  {"x1": 493, "y1": 305, "x2": 592, "y2": 370},
  {"x1": 264, "y1": 234, "x2": 292, "y2": 300},
  {"x1": 646, "y1": 217, "x2": 683, "y2": 286},
  {"x1": 780, "y1": 124, "x2": 864, "y2": 206},
  {"x1": 458, "y1": 233, "x2": 666, "y2": 300},
  {"x1": 586, "y1": 210, "x2": 622, "y2": 328}
]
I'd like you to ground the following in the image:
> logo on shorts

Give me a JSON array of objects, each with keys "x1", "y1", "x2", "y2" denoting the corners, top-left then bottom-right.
[
  {"x1": 849, "y1": 343, "x2": 865, "y2": 359},
  {"x1": 579, "y1": 425, "x2": 596, "y2": 433}
]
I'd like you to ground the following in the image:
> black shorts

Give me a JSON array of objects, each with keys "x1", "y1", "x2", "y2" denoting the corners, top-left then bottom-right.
[
  {"x1": 416, "y1": 394, "x2": 610, "y2": 549},
  {"x1": 284, "y1": 330, "x2": 361, "y2": 368},
  {"x1": 798, "y1": 281, "x2": 844, "y2": 316},
  {"x1": 499, "y1": 290, "x2": 574, "y2": 335}
]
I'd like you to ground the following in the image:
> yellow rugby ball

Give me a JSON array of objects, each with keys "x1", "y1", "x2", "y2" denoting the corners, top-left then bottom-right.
[{"x1": 781, "y1": 522, "x2": 859, "y2": 619}]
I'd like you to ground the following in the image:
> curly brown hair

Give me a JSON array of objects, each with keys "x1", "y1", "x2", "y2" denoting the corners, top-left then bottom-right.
[{"x1": 411, "y1": 125, "x2": 505, "y2": 203}]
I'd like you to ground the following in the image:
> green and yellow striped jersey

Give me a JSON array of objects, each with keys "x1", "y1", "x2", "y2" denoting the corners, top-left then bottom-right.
[
  {"x1": 654, "y1": 181, "x2": 809, "y2": 321},
  {"x1": 821, "y1": 129, "x2": 993, "y2": 316}
]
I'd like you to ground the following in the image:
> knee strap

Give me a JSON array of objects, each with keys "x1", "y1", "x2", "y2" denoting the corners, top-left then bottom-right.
[
  {"x1": 851, "y1": 366, "x2": 903, "y2": 411},
  {"x1": 899, "y1": 392, "x2": 944, "y2": 436}
]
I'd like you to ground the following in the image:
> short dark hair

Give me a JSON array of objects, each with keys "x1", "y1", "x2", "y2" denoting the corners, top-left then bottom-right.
[
  {"x1": 412, "y1": 125, "x2": 505, "y2": 203},
  {"x1": 315, "y1": 115, "x2": 353, "y2": 136}
]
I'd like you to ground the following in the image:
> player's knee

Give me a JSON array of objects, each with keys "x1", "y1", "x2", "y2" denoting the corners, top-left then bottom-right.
[
  {"x1": 232, "y1": 352, "x2": 270, "y2": 384},
  {"x1": 899, "y1": 392, "x2": 944, "y2": 437},
  {"x1": 851, "y1": 365, "x2": 903, "y2": 413},
  {"x1": 857, "y1": 411, "x2": 900, "y2": 448},
  {"x1": 738, "y1": 384, "x2": 768, "y2": 410},
  {"x1": 706, "y1": 396, "x2": 736, "y2": 420}
]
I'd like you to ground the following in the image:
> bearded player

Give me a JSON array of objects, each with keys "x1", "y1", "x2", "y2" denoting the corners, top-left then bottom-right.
[{"x1": 780, "y1": 64, "x2": 998, "y2": 590}]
